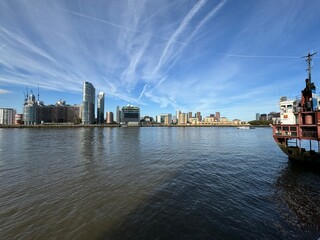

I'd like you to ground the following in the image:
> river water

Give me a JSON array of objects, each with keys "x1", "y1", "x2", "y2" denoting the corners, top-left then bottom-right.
[{"x1": 0, "y1": 127, "x2": 319, "y2": 239}]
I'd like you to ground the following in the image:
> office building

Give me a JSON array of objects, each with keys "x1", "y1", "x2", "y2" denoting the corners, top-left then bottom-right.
[
  {"x1": 97, "y1": 92, "x2": 105, "y2": 124},
  {"x1": 196, "y1": 112, "x2": 202, "y2": 122},
  {"x1": 187, "y1": 112, "x2": 193, "y2": 123},
  {"x1": 22, "y1": 91, "x2": 81, "y2": 125},
  {"x1": 156, "y1": 115, "x2": 161, "y2": 123},
  {"x1": 15, "y1": 114, "x2": 23, "y2": 125},
  {"x1": 106, "y1": 112, "x2": 114, "y2": 124},
  {"x1": 23, "y1": 93, "x2": 37, "y2": 125},
  {"x1": 142, "y1": 116, "x2": 153, "y2": 123},
  {"x1": 215, "y1": 112, "x2": 221, "y2": 121},
  {"x1": 82, "y1": 81, "x2": 95, "y2": 124},
  {"x1": 189, "y1": 117, "x2": 199, "y2": 125},
  {"x1": 176, "y1": 109, "x2": 181, "y2": 121},
  {"x1": 260, "y1": 114, "x2": 267, "y2": 121},
  {"x1": 120, "y1": 105, "x2": 140, "y2": 126},
  {"x1": 158, "y1": 114, "x2": 172, "y2": 124},
  {"x1": 178, "y1": 112, "x2": 187, "y2": 124},
  {"x1": 116, "y1": 106, "x2": 121, "y2": 124},
  {"x1": 203, "y1": 117, "x2": 215, "y2": 124},
  {"x1": 0, "y1": 108, "x2": 16, "y2": 125},
  {"x1": 256, "y1": 113, "x2": 261, "y2": 121}
]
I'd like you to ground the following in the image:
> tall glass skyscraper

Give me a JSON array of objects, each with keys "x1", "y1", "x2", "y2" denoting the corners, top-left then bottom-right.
[
  {"x1": 82, "y1": 81, "x2": 95, "y2": 124},
  {"x1": 97, "y1": 91, "x2": 105, "y2": 124}
]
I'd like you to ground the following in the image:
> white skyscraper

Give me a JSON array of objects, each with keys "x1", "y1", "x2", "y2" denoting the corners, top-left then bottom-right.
[{"x1": 176, "y1": 109, "x2": 181, "y2": 122}]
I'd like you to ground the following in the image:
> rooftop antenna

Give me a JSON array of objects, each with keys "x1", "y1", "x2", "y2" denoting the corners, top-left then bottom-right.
[
  {"x1": 37, "y1": 84, "x2": 40, "y2": 101},
  {"x1": 301, "y1": 51, "x2": 317, "y2": 81}
]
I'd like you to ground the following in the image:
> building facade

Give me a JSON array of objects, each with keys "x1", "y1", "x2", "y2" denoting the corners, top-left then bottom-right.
[
  {"x1": 157, "y1": 114, "x2": 172, "y2": 124},
  {"x1": 97, "y1": 92, "x2": 105, "y2": 124},
  {"x1": 178, "y1": 113, "x2": 187, "y2": 124},
  {"x1": 196, "y1": 112, "x2": 202, "y2": 122},
  {"x1": 116, "y1": 106, "x2": 121, "y2": 124},
  {"x1": 23, "y1": 93, "x2": 37, "y2": 125},
  {"x1": 82, "y1": 81, "x2": 95, "y2": 124},
  {"x1": 15, "y1": 114, "x2": 23, "y2": 125},
  {"x1": 23, "y1": 93, "x2": 81, "y2": 125},
  {"x1": 215, "y1": 112, "x2": 221, "y2": 121},
  {"x1": 106, "y1": 112, "x2": 114, "y2": 124},
  {"x1": 0, "y1": 108, "x2": 16, "y2": 125},
  {"x1": 120, "y1": 106, "x2": 140, "y2": 126},
  {"x1": 176, "y1": 109, "x2": 181, "y2": 122}
]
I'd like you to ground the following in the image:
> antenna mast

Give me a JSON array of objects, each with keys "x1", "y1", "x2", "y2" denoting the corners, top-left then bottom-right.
[
  {"x1": 37, "y1": 84, "x2": 40, "y2": 101},
  {"x1": 302, "y1": 51, "x2": 317, "y2": 80}
]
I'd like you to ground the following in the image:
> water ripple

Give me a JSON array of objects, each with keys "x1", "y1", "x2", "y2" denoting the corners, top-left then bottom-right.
[{"x1": 0, "y1": 127, "x2": 319, "y2": 239}]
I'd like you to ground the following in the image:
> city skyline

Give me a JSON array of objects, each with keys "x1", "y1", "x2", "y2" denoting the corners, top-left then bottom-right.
[{"x1": 1, "y1": 1, "x2": 320, "y2": 121}]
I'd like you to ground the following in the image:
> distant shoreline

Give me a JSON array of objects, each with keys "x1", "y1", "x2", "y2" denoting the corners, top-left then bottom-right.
[{"x1": 0, "y1": 124, "x2": 271, "y2": 128}]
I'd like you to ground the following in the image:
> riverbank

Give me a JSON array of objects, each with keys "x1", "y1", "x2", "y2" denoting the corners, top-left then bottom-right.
[{"x1": 0, "y1": 124, "x2": 271, "y2": 128}]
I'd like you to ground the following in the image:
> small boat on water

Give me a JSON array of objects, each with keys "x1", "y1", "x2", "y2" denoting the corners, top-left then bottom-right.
[
  {"x1": 237, "y1": 126, "x2": 254, "y2": 129},
  {"x1": 272, "y1": 52, "x2": 320, "y2": 164}
]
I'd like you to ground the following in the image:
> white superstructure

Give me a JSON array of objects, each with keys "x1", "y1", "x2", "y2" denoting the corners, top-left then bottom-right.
[{"x1": 279, "y1": 97, "x2": 296, "y2": 124}]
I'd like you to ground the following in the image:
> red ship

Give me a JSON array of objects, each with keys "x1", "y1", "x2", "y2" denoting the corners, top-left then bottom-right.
[{"x1": 272, "y1": 52, "x2": 320, "y2": 163}]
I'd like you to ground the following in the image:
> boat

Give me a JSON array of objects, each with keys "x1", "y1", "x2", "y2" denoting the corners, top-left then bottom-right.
[
  {"x1": 272, "y1": 52, "x2": 320, "y2": 164},
  {"x1": 237, "y1": 126, "x2": 255, "y2": 129}
]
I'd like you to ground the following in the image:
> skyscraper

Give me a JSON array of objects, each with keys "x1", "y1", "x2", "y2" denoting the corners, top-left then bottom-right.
[
  {"x1": 116, "y1": 106, "x2": 121, "y2": 124},
  {"x1": 215, "y1": 112, "x2": 220, "y2": 121},
  {"x1": 82, "y1": 81, "x2": 95, "y2": 124},
  {"x1": 196, "y1": 112, "x2": 202, "y2": 122},
  {"x1": 256, "y1": 113, "x2": 261, "y2": 121},
  {"x1": 176, "y1": 109, "x2": 181, "y2": 122},
  {"x1": 97, "y1": 91, "x2": 105, "y2": 124}
]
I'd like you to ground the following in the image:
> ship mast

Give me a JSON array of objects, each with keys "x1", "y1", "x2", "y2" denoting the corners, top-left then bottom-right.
[
  {"x1": 302, "y1": 51, "x2": 317, "y2": 81},
  {"x1": 301, "y1": 51, "x2": 317, "y2": 111}
]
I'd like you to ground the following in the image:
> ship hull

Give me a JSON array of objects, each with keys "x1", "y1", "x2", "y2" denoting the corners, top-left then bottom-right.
[{"x1": 275, "y1": 141, "x2": 320, "y2": 164}]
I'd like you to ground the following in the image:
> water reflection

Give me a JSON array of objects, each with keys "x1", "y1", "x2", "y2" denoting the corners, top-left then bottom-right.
[
  {"x1": 275, "y1": 163, "x2": 320, "y2": 232},
  {"x1": 81, "y1": 128, "x2": 95, "y2": 162}
]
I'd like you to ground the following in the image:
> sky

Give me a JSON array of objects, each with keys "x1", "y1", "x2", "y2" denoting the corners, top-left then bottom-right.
[{"x1": 1, "y1": 0, "x2": 320, "y2": 121}]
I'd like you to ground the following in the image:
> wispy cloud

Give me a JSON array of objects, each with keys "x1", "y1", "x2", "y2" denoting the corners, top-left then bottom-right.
[
  {"x1": 0, "y1": 27, "x2": 57, "y2": 63},
  {"x1": 0, "y1": 89, "x2": 10, "y2": 94},
  {"x1": 0, "y1": 43, "x2": 6, "y2": 50},
  {"x1": 152, "y1": 0, "x2": 208, "y2": 76}
]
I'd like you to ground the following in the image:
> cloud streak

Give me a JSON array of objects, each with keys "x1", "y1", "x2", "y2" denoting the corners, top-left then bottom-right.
[
  {"x1": 152, "y1": 0, "x2": 207, "y2": 76},
  {"x1": 0, "y1": 89, "x2": 10, "y2": 94}
]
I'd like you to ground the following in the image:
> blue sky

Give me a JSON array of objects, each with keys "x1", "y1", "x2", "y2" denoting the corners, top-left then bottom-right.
[{"x1": 1, "y1": 0, "x2": 320, "y2": 121}]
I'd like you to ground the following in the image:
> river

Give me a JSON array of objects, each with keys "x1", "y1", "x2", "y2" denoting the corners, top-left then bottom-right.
[{"x1": 0, "y1": 127, "x2": 319, "y2": 239}]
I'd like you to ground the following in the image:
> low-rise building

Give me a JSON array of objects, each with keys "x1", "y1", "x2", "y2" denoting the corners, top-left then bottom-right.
[{"x1": 0, "y1": 108, "x2": 16, "y2": 125}]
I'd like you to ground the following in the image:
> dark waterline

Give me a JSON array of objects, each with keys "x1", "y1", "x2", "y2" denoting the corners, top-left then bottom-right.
[{"x1": 0, "y1": 127, "x2": 319, "y2": 239}]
